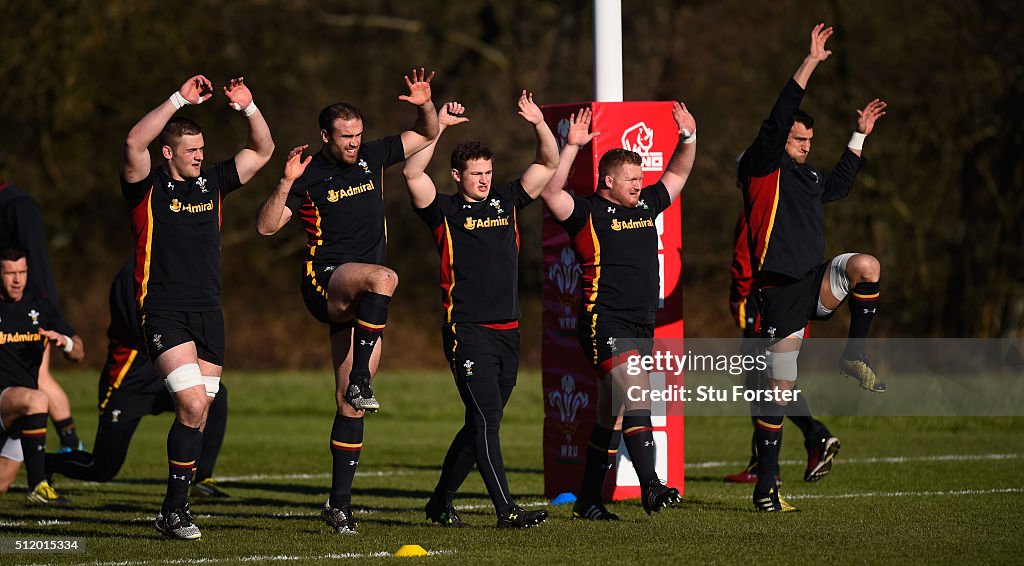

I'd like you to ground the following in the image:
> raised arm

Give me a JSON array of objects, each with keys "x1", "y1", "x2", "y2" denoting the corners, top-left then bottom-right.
[
  {"x1": 516, "y1": 91, "x2": 560, "y2": 198},
  {"x1": 793, "y1": 23, "x2": 833, "y2": 88},
  {"x1": 660, "y1": 101, "x2": 698, "y2": 203},
  {"x1": 223, "y1": 77, "x2": 275, "y2": 184},
  {"x1": 541, "y1": 108, "x2": 598, "y2": 221},
  {"x1": 256, "y1": 144, "x2": 311, "y2": 235},
  {"x1": 741, "y1": 24, "x2": 833, "y2": 178},
  {"x1": 403, "y1": 102, "x2": 469, "y2": 209},
  {"x1": 822, "y1": 98, "x2": 887, "y2": 202},
  {"x1": 848, "y1": 98, "x2": 887, "y2": 158},
  {"x1": 397, "y1": 68, "x2": 440, "y2": 158},
  {"x1": 122, "y1": 75, "x2": 213, "y2": 183}
]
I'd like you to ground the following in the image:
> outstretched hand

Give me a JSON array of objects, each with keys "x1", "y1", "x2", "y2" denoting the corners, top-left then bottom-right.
[
  {"x1": 809, "y1": 23, "x2": 834, "y2": 62},
  {"x1": 672, "y1": 101, "x2": 697, "y2": 136},
  {"x1": 440, "y1": 102, "x2": 470, "y2": 127},
  {"x1": 567, "y1": 107, "x2": 599, "y2": 147},
  {"x1": 517, "y1": 90, "x2": 544, "y2": 125},
  {"x1": 224, "y1": 76, "x2": 254, "y2": 110},
  {"x1": 179, "y1": 75, "x2": 214, "y2": 104},
  {"x1": 37, "y1": 328, "x2": 67, "y2": 348},
  {"x1": 283, "y1": 144, "x2": 312, "y2": 181},
  {"x1": 398, "y1": 68, "x2": 436, "y2": 106},
  {"x1": 856, "y1": 99, "x2": 887, "y2": 135}
]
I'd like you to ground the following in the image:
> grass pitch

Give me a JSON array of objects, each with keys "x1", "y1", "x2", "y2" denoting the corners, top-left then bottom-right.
[{"x1": 2, "y1": 369, "x2": 1023, "y2": 564}]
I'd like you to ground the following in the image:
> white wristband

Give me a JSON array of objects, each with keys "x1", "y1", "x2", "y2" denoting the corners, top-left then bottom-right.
[
  {"x1": 231, "y1": 101, "x2": 258, "y2": 116},
  {"x1": 679, "y1": 129, "x2": 697, "y2": 144},
  {"x1": 169, "y1": 91, "x2": 190, "y2": 110},
  {"x1": 848, "y1": 131, "x2": 867, "y2": 151},
  {"x1": 61, "y1": 335, "x2": 74, "y2": 354}
]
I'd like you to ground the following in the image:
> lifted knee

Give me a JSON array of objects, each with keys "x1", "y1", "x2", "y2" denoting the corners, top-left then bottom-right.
[
  {"x1": 370, "y1": 267, "x2": 399, "y2": 295},
  {"x1": 848, "y1": 254, "x2": 880, "y2": 283}
]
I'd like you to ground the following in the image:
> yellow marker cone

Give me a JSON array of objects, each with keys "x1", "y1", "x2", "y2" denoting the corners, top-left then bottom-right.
[{"x1": 394, "y1": 544, "x2": 429, "y2": 557}]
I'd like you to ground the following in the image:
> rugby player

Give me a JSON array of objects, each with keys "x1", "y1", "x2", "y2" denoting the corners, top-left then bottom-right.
[
  {"x1": 0, "y1": 182, "x2": 86, "y2": 452},
  {"x1": 737, "y1": 24, "x2": 886, "y2": 512},
  {"x1": 256, "y1": 68, "x2": 438, "y2": 534},
  {"x1": 121, "y1": 75, "x2": 274, "y2": 538},
  {"x1": 402, "y1": 96, "x2": 558, "y2": 529},
  {"x1": 0, "y1": 248, "x2": 82, "y2": 505},
  {"x1": 541, "y1": 104, "x2": 697, "y2": 519}
]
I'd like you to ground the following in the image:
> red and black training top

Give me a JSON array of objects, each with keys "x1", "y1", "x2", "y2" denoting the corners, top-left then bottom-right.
[
  {"x1": 0, "y1": 292, "x2": 58, "y2": 389},
  {"x1": 737, "y1": 78, "x2": 864, "y2": 282},
  {"x1": 286, "y1": 137, "x2": 405, "y2": 267},
  {"x1": 97, "y1": 260, "x2": 163, "y2": 406},
  {"x1": 414, "y1": 180, "x2": 533, "y2": 324},
  {"x1": 121, "y1": 160, "x2": 242, "y2": 311},
  {"x1": 556, "y1": 183, "x2": 672, "y2": 326}
]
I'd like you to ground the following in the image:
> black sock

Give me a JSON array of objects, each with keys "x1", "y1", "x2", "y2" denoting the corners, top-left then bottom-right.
[
  {"x1": 785, "y1": 393, "x2": 822, "y2": 438},
  {"x1": 435, "y1": 426, "x2": 476, "y2": 505},
  {"x1": 164, "y1": 420, "x2": 202, "y2": 512},
  {"x1": 844, "y1": 281, "x2": 879, "y2": 359},
  {"x1": 53, "y1": 417, "x2": 80, "y2": 449},
  {"x1": 195, "y1": 385, "x2": 228, "y2": 482},
  {"x1": 745, "y1": 417, "x2": 758, "y2": 471},
  {"x1": 754, "y1": 404, "x2": 785, "y2": 494},
  {"x1": 579, "y1": 424, "x2": 621, "y2": 500},
  {"x1": 622, "y1": 413, "x2": 658, "y2": 486},
  {"x1": 351, "y1": 292, "x2": 390, "y2": 381},
  {"x1": 329, "y1": 413, "x2": 363, "y2": 508},
  {"x1": 20, "y1": 413, "x2": 49, "y2": 487}
]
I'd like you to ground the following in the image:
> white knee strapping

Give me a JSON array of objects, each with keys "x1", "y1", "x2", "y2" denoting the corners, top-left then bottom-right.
[
  {"x1": 203, "y1": 376, "x2": 220, "y2": 398},
  {"x1": 1, "y1": 436, "x2": 23, "y2": 462},
  {"x1": 817, "y1": 253, "x2": 857, "y2": 317},
  {"x1": 766, "y1": 350, "x2": 800, "y2": 382},
  {"x1": 165, "y1": 363, "x2": 204, "y2": 393}
]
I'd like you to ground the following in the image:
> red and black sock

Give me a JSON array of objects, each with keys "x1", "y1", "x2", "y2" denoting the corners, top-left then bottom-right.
[
  {"x1": 622, "y1": 413, "x2": 658, "y2": 486},
  {"x1": 329, "y1": 413, "x2": 363, "y2": 508},
  {"x1": 843, "y1": 281, "x2": 880, "y2": 360},
  {"x1": 579, "y1": 424, "x2": 621, "y2": 500},
  {"x1": 351, "y1": 293, "x2": 390, "y2": 382},
  {"x1": 163, "y1": 420, "x2": 201, "y2": 513},
  {"x1": 53, "y1": 417, "x2": 80, "y2": 450},
  {"x1": 19, "y1": 413, "x2": 49, "y2": 488}
]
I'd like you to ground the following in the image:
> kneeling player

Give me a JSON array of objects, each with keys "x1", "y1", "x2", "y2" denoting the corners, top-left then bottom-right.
[{"x1": 0, "y1": 248, "x2": 82, "y2": 504}]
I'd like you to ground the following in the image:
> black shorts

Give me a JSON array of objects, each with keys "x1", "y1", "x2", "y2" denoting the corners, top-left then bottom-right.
[
  {"x1": 757, "y1": 263, "x2": 834, "y2": 344},
  {"x1": 300, "y1": 261, "x2": 364, "y2": 334},
  {"x1": 577, "y1": 312, "x2": 654, "y2": 372},
  {"x1": 441, "y1": 323, "x2": 520, "y2": 388},
  {"x1": 99, "y1": 389, "x2": 175, "y2": 425},
  {"x1": 139, "y1": 309, "x2": 225, "y2": 365}
]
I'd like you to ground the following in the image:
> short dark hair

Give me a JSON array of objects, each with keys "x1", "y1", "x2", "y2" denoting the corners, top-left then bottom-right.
[
  {"x1": 319, "y1": 103, "x2": 364, "y2": 134},
  {"x1": 792, "y1": 109, "x2": 814, "y2": 129},
  {"x1": 598, "y1": 148, "x2": 642, "y2": 187},
  {"x1": 450, "y1": 141, "x2": 494, "y2": 172},
  {"x1": 158, "y1": 117, "x2": 203, "y2": 149},
  {"x1": 0, "y1": 248, "x2": 26, "y2": 262}
]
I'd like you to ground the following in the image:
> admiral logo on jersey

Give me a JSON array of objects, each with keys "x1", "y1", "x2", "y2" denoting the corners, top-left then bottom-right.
[
  {"x1": 611, "y1": 218, "x2": 655, "y2": 232},
  {"x1": 463, "y1": 216, "x2": 511, "y2": 230},
  {"x1": 0, "y1": 330, "x2": 44, "y2": 345},
  {"x1": 169, "y1": 199, "x2": 214, "y2": 213},
  {"x1": 326, "y1": 181, "x2": 376, "y2": 203}
]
